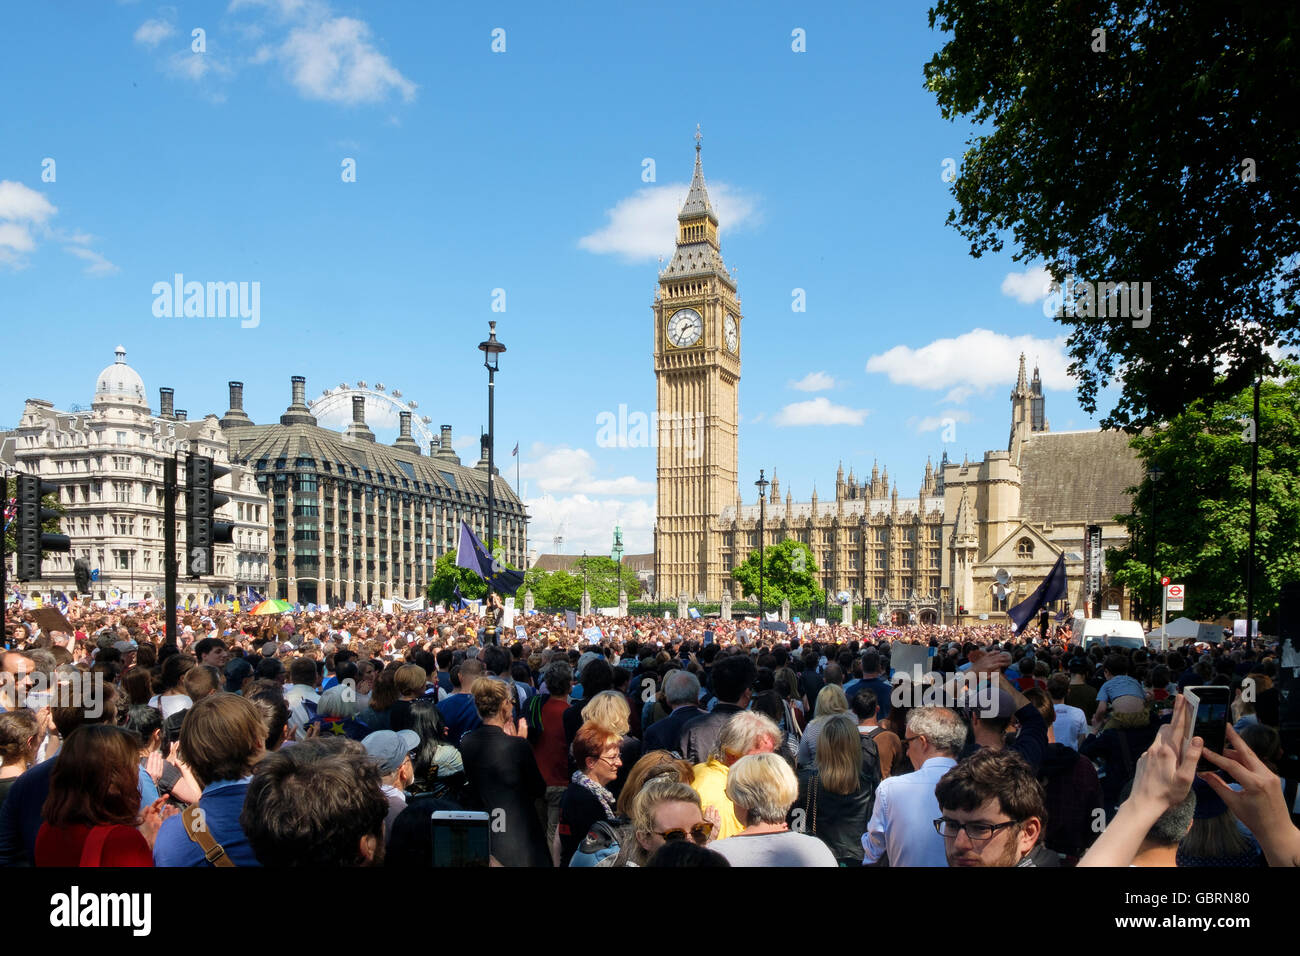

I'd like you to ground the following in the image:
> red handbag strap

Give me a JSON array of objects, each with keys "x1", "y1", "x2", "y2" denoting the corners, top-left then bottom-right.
[{"x1": 79, "y1": 825, "x2": 115, "y2": 867}]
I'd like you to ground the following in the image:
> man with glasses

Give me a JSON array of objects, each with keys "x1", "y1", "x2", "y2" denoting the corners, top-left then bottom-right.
[
  {"x1": 861, "y1": 707, "x2": 966, "y2": 866},
  {"x1": 933, "y1": 748, "x2": 1057, "y2": 867}
]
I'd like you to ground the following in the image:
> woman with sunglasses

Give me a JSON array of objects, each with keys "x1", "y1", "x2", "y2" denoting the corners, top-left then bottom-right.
[
  {"x1": 628, "y1": 777, "x2": 714, "y2": 865},
  {"x1": 555, "y1": 722, "x2": 623, "y2": 866}
]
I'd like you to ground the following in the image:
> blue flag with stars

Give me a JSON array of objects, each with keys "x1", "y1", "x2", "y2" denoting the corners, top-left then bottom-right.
[
  {"x1": 456, "y1": 520, "x2": 524, "y2": 595},
  {"x1": 1008, "y1": 552, "x2": 1067, "y2": 634}
]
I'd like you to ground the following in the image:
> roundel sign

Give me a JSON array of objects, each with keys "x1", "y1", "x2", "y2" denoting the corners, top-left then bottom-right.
[{"x1": 1166, "y1": 584, "x2": 1184, "y2": 599}]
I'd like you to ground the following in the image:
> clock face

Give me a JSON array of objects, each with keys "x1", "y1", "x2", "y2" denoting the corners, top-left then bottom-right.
[
  {"x1": 667, "y1": 308, "x2": 703, "y2": 348},
  {"x1": 724, "y1": 314, "x2": 738, "y2": 353}
]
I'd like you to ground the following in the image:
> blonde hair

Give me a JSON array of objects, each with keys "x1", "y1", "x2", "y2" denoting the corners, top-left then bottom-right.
[
  {"x1": 814, "y1": 684, "x2": 849, "y2": 718},
  {"x1": 470, "y1": 677, "x2": 510, "y2": 720},
  {"x1": 581, "y1": 689, "x2": 630, "y2": 736},
  {"x1": 631, "y1": 777, "x2": 702, "y2": 863},
  {"x1": 725, "y1": 752, "x2": 798, "y2": 825},
  {"x1": 816, "y1": 714, "x2": 863, "y2": 795},
  {"x1": 616, "y1": 749, "x2": 696, "y2": 816},
  {"x1": 712, "y1": 710, "x2": 781, "y2": 763}
]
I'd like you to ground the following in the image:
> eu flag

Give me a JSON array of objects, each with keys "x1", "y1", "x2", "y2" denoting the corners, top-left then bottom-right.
[
  {"x1": 1008, "y1": 552, "x2": 1067, "y2": 634},
  {"x1": 456, "y1": 521, "x2": 524, "y2": 595}
]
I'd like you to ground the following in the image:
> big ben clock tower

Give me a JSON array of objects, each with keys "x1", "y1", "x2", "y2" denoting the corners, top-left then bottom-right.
[{"x1": 654, "y1": 130, "x2": 741, "y2": 603}]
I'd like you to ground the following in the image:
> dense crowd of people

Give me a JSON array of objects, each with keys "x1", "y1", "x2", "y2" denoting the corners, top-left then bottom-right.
[{"x1": 1, "y1": 599, "x2": 1297, "y2": 868}]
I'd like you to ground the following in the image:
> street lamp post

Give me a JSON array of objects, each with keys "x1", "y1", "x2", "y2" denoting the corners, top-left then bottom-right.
[
  {"x1": 755, "y1": 470, "x2": 769, "y2": 631},
  {"x1": 478, "y1": 321, "x2": 506, "y2": 583},
  {"x1": 582, "y1": 549, "x2": 589, "y2": 614},
  {"x1": 1245, "y1": 378, "x2": 1260, "y2": 641},
  {"x1": 1147, "y1": 466, "x2": 1162, "y2": 631}
]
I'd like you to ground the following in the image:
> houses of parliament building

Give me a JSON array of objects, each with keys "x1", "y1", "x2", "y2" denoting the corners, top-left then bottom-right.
[{"x1": 652, "y1": 142, "x2": 1144, "y2": 624}]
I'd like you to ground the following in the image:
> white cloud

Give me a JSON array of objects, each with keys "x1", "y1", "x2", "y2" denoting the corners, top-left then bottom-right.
[
  {"x1": 278, "y1": 16, "x2": 416, "y2": 104},
  {"x1": 0, "y1": 181, "x2": 114, "y2": 274},
  {"x1": 1001, "y1": 265, "x2": 1053, "y2": 304},
  {"x1": 524, "y1": 494, "x2": 656, "y2": 558},
  {"x1": 866, "y1": 329, "x2": 1073, "y2": 391},
  {"x1": 578, "y1": 182, "x2": 759, "y2": 261},
  {"x1": 913, "y1": 410, "x2": 971, "y2": 433},
  {"x1": 772, "y1": 397, "x2": 869, "y2": 427},
  {"x1": 64, "y1": 246, "x2": 119, "y2": 276},
  {"x1": 134, "y1": 19, "x2": 175, "y2": 46},
  {"x1": 166, "y1": 49, "x2": 232, "y2": 83},
  {"x1": 941, "y1": 386, "x2": 975, "y2": 405},
  {"x1": 0, "y1": 181, "x2": 57, "y2": 225},
  {"x1": 520, "y1": 444, "x2": 654, "y2": 496},
  {"x1": 135, "y1": 2, "x2": 414, "y2": 108},
  {"x1": 789, "y1": 371, "x2": 835, "y2": 392}
]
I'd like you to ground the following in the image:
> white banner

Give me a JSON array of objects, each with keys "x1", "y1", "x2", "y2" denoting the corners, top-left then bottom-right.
[{"x1": 391, "y1": 597, "x2": 425, "y2": 612}]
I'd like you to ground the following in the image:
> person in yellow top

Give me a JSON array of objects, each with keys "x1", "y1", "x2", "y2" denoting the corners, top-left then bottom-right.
[{"x1": 691, "y1": 710, "x2": 782, "y2": 840}]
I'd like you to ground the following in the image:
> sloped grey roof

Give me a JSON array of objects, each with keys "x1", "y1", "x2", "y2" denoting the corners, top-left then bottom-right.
[
  {"x1": 1018, "y1": 429, "x2": 1142, "y2": 524},
  {"x1": 224, "y1": 422, "x2": 523, "y2": 509}
]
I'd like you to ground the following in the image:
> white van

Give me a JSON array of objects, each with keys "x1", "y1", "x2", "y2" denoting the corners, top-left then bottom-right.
[{"x1": 1071, "y1": 617, "x2": 1148, "y2": 651}]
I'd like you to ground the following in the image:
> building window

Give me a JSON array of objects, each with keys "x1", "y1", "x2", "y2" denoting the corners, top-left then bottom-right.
[
  {"x1": 1017, "y1": 538, "x2": 1034, "y2": 560},
  {"x1": 113, "y1": 549, "x2": 130, "y2": 570}
]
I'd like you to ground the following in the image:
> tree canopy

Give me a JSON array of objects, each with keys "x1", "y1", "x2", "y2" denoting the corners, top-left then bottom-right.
[
  {"x1": 730, "y1": 539, "x2": 826, "y2": 609},
  {"x1": 1106, "y1": 363, "x2": 1300, "y2": 624},
  {"x1": 925, "y1": 0, "x2": 1300, "y2": 429}
]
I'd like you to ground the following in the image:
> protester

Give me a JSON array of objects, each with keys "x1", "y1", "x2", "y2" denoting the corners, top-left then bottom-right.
[
  {"x1": 0, "y1": 710, "x2": 42, "y2": 806},
  {"x1": 710, "y1": 753, "x2": 836, "y2": 866},
  {"x1": 458, "y1": 677, "x2": 550, "y2": 867},
  {"x1": 861, "y1": 707, "x2": 966, "y2": 866},
  {"x1": 35, "y1": 725, "x2": 170, "y2": 866},
  {"x1": 691, "y1": 710, "x2": 781, "y2": 841},
  {"x1": 241, "y1": 737, "x2": 388, "y2": 867},
  {"x1": 556, "y1": 722, "x2": 622, "y2": 866},
  {"x1": 679, "y1": 654, "x2": 758, "y2": 764},
  {"x1": 934, "y1": 748, "x2": 1056, "y2": 867},
  {"x1": 642, "y1": 669, "x2": 704, "y2": 754},
  {"x1": 152, "y1": 693, "x2": 265, "y2": 866},
  {"x1": 794, "y1": 713, "x2": 875, "y2": 865}
]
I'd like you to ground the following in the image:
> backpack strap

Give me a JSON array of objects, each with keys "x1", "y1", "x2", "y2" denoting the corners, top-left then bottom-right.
[
  {"x1": 182, "y1": 805, "x2": 236, "y2": 867},
  {"x1": 79, "y1": 825, "x2": 115, "y2": 867}
]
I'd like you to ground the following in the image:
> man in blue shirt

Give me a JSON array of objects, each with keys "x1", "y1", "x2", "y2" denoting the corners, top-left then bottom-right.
[
  {"x1": 153, "y1": 693, "x2": 264, "y2": 867},
  {"x1": 1094, "y1": 653, "x2": 1146, "y2": 728},
  {"x1": 436, "y1": 660, "x2": 485, "y2": 745},
  {"x1": 843, "y1": 649, "x2": 894, "y2": 723}
]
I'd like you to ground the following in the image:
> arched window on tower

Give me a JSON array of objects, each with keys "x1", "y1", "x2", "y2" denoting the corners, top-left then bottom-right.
[{"x1": 1017, "y1": 538, "x2": 1034, "y2": 560}]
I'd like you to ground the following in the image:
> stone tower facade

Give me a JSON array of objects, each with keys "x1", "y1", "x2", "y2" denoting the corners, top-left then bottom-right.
[{"x1": 653, "y1": 135, "x2": 742, "y2": 602}]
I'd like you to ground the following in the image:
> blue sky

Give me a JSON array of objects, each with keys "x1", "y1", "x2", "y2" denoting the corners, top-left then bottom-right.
[{"x1": 0, "y1": 0, "x2": 1116, "y2": 557}]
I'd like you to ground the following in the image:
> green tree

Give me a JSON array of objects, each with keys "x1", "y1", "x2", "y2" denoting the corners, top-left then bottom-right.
[
  {"x1": 522, "y1": 557, "x2": 641, "y2": 609},
  {"x1": 3, "y1": 476, "x2": 65, "y2": 556},
  {"x1": 731, "y1": 539, "x2": 825, "y2": 609},
  {"x1": 1106, "y1": 364, "x2": 1300, "y2": 624},
  {"x1": 426, "y1": 552, "x2": 488, "y2": 605},
  {"x1": 924, "y1": 1, "x2": 1299, "y2": 429}
]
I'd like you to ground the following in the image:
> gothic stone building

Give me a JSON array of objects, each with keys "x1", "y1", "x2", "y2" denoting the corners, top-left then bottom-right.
[{"x1": 651, "y1": 144, "x2": 1142, "y2": 624}]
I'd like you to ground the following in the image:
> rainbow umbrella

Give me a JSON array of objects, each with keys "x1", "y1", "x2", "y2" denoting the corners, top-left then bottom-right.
[{"x1": 250, "y1": 599, "x2": 294, "y2": 615}]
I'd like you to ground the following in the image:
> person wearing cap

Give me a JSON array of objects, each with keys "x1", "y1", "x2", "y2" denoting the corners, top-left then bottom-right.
[
  {"x1": 956, "y1": 651, "x2": 1049, "y2": 773},
  {"x1": 225, "y1": 657, "x2": 254, "y2": 695},
  {"x1": 362, "y1": 729, "x2": 420, "y2": 843}
]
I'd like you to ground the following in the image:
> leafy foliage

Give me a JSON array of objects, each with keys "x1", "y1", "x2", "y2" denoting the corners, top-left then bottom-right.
[
  {"x1": 730, "y1": 539, "x2": 826, "y2": 609},
  {"x1": 925, "y1": 0, "x2": 1300, "y2": 428},
  {"x1": 1106, "y1": 364, "x2": 1300, "y2": 623}
]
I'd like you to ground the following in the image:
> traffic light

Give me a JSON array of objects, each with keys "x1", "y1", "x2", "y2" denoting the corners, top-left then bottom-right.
[
  {"x1": 186, "y1": 454, "x2": 234, "y2": 577},
  {"x1": 16, "y1": 474, "x2": 70, "y2": 581}
]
